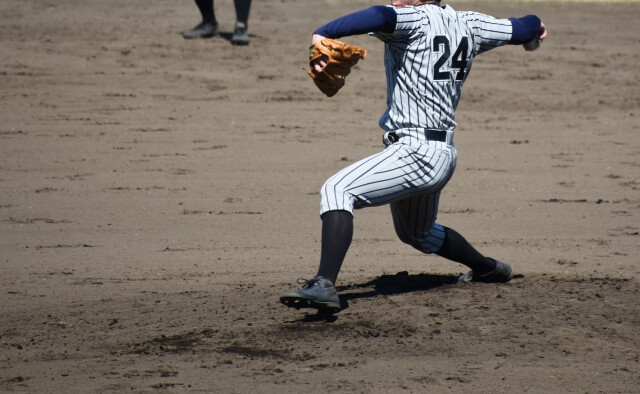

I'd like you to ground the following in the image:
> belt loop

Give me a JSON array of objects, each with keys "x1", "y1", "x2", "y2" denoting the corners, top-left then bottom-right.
[
  {"x1": 383, "y1": 131, "x2": 398, "y2": 146},
  {"x1": 445, "y1": 130, "x2": 453, "y2": 145}
]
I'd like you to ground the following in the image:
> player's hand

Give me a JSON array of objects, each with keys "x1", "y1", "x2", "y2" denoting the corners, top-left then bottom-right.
[
  {"x1": 538, "y1": 22, "x2": 547, "y2": 42},
  {"x1": 311, "y1": 34, "x2": 328, "y2": 72},
  {"x1": 523, "y1": 21, "x2": 547, "y2": 51}
]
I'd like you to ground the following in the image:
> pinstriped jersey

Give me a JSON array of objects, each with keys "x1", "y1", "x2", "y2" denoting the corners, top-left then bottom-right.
[{"x1": 372, "y1": 4, "x2": 513, "y2": 132}]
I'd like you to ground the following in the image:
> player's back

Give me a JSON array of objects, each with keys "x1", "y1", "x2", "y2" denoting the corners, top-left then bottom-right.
[{"x1": 376, "y1": 4, "x2": 513, "y2": 132}]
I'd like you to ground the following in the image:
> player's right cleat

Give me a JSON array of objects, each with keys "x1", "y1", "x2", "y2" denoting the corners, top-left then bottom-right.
[
  {"x1": 181, "y1": 21, "x2": 219, "y2": 39},
  {"x1": 280, "y1": 276, "x2": 341, "y2": 312},
  {"x1": 458, "y1": 259, "x2": 513, "y2": 284}
]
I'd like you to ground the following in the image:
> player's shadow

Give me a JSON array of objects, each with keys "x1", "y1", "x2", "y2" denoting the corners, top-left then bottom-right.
[
  {"x1": 298, "y1": 271, "x2": 525, "y2": 322},
  {"x1": 339, "y1": 271, "x2": 523, "y2": 306},
  {"x1": 338, "y1": 271, "x2": 459, "y2": 307},
  {"x1": 298, "y1": 271, "x2": 461, "y2": 323}
]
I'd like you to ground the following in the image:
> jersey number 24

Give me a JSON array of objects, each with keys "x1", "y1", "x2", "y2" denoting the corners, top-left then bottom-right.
[{"x1": 433, "y1": 36, "x2": 469, "y2": 81}]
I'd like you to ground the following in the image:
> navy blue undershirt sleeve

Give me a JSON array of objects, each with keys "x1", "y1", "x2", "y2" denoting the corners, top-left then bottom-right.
[
  {"x1": 509, "y1": 15, "x2": 541, "y2": 44},
  {"x1": 314, "y1": 6, "x2": 396, "y2": 38}
]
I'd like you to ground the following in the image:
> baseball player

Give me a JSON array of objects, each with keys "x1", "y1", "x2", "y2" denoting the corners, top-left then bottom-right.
[{"x1": 280, "y1": 0, "x2": 547, "y2": 312}]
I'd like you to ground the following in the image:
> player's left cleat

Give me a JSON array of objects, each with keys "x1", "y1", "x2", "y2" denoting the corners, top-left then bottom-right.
[
  {"x1": 458, "y1": 258, "x2": 513, "y2": 284},
  {"x1": 181, "y1": 21, "x2": 219, "y2": 39},
  {"x1": 280, "y1": 276, "x2": 341, "y2": 313},
  {"x1": 231, "y1": 22, "x2": 250, "y2": 46}
]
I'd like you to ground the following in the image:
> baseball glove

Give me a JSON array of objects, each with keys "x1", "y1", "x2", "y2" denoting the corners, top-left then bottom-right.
[{"x1": 303, "y1": 38, "x2": 367, "y2": 97}]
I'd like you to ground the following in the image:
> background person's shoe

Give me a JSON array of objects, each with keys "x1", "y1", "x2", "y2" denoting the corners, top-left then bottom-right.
[
  {"x1": 458, "y1": 259, "x2": 513, "y2": 283},
  {"x1": 182, "y1": 21, "x2": 218, "y2": 39},
  {"x1": 231, "y1": 22, "x2": 250, "y2": 45},
  {"x1": 280, "y1": 276, "x2": 340, "y2": 312}
]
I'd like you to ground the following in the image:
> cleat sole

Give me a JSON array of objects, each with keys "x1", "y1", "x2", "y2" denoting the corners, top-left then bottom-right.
[{"x1": 280, "y1": 295, "x2": 340, "y2": 313}]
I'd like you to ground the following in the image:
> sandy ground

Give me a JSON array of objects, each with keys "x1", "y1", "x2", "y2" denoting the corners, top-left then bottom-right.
[{"x1": 1, "y1": 0, "x2": 639, "y2": 392}]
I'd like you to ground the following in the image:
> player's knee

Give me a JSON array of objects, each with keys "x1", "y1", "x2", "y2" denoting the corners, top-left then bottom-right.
[
  {"x1": 396, "y1": 234, "x2": 436, "y2": 254},
  {"x1": 320, "y1": 179, "x2": 354, "y2": 213},
  {"x1": 396, "y1": 232, "x2": 425, "y2": 251},
  {"x1": 395, "y1": 224, "x2": 445, "y2": 254}
]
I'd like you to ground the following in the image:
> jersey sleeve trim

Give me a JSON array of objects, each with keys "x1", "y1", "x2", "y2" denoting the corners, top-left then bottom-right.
[{"x1": 508, "y1": 15, "x2": 541, "y2": 44}]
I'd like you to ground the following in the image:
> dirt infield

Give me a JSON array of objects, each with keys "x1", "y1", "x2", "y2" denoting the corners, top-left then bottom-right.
[{"x1": 1, "y1": 1, "x2": 639, "y2": 392}]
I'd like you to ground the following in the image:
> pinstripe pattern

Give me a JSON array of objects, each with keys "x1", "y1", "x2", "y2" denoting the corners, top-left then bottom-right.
[
  {"x1": 391, "y1": 195, "x2": 446, "y2": 254},
  {"x1": 319, "y1": 3, "x2": 512, "y2": 254},
  {"x1": 374, "y1": 5, "x2": 512, "y2": 132},
  {"x1": 320, "y1": 138, "x2": 457, "y2": 254},
  {"x1": 321, "y1": 140, "x2": 455, "y2": 212}
]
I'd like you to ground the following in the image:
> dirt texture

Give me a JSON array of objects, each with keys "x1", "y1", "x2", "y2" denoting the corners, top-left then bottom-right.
[{"x1": 1, "y1": 0, "x2": 639, "y2": 393}]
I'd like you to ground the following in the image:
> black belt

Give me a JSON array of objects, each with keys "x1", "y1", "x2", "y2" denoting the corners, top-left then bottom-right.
[{"x1": 387, "y1": 130, "x2": 447, "y2": 143}]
